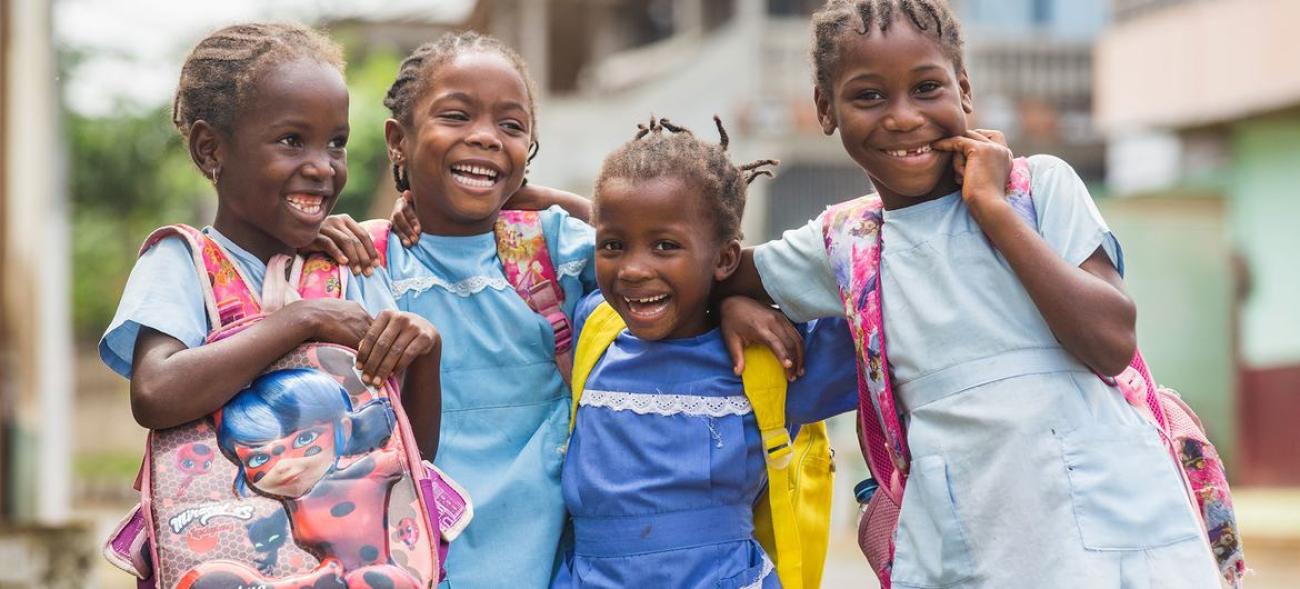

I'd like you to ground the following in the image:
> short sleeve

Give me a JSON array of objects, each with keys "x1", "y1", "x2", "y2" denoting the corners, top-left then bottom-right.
[
  {"x1": 98, "y1": 236, "x2": 209, "y2": 379},
  {"x1": 752, "y1": 217, "x2": 844, "y2": 322},
  {"x1": 542, "y1": 205, "x2": 597, "y2": 294},
  {"x1": 1029, "y1": 154, "x2": 1125, "y2": 275},
  {"x1": 786, "y1": 316, "x2": 858, "y2": 425},
  {"x1": 345, "y1": 266, "x2": 398, "y2": 317}
]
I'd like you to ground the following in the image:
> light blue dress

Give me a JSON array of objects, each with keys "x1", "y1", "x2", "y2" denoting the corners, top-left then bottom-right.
[
  {"x1": 754, "y1": 155, "x2": 1220, "y2": 588},
  {"x1": 353, "y1": 206, "x2": 596, "y2": 589},
  {"x1": 554, "y1": 291, "x2": 858, "y2": 589},
  {"x1": 100, "y1": 226, "x2": 394, "y2": 378}
]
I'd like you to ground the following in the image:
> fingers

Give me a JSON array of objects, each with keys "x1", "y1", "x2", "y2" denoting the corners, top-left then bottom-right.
[
  {"x1": 341, "y1": 216, "x2": 379, "y2": 274},
  {"x1": 971, "y1": 128, "x2": 1007, "y2": 148},
  {"x1": 355, "y1": 309, "x2": 390, "y2": 378},
  {"x1": 368, "y1": 323, "x2": 419, "y2": 386},
  {"x1": 774, "y1": 320, "x2": 806, "y2": 379},
  {"x1": 391, "y1": 191, "x2": 422, "y2": 248},
  {"x1": 724, "y1": 331, "x2": 747, "y2": 376},
  {"x1": 310, "y1": 231, "x2": 350, "y2": 267}
]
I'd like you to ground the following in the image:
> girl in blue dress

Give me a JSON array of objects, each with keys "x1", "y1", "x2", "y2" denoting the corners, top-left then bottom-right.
[
  {"x1": 553, "y1": 117, "x2": 858, "y2": 589},
  {"x1": 721, "y1": 2, "x2": 1224, "y2": 587}
]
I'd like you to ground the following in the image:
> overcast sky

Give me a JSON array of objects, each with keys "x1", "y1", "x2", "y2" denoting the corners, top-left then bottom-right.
[{"x1": 54, "y1": 0, "x2": 472, "y2": 116}]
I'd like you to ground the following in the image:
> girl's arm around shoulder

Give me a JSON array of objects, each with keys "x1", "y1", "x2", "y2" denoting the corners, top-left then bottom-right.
[
  {"x1": 130, "y1": 298, "x2": 372, "y2": 430},
  {"x1": 949, "y1": 144, "x2": 1136, "y2": 376}
]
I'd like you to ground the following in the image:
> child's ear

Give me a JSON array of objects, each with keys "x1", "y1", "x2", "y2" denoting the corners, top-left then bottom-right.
[
  {"x1": 713, "y1": 238, "x2": 743, "y2": 282},
  {"x1": 384, "y1": 118, "x2": 408, "y2": 164},
  {"x1": 188, "y1": 120, "x2": 224, "y2": 181},
  {"x1": 958, "y1": 68, "x2": 974, "y2": 114},
  {"x1": 814, "y1": 86, "x2": 837, "y2": 135}
]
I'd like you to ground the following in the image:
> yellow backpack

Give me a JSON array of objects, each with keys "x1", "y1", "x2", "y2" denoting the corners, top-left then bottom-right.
[{"x1": 569, "y1": 301, "x2": 834, "y2": 589}]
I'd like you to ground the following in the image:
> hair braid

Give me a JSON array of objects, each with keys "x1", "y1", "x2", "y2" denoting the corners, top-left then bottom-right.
[
  {"x1": 811, "y1": 0, "x2": 964, "y2": 97},
  {"x1": 596, "y1": 115, "x2": 778, "y2": 242},
  {"x1": 172, "y1": 22, "x2": 344, "y2": 140}
]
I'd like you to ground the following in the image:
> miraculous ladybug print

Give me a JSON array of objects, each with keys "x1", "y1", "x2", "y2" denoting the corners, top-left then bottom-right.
[{"x1": 176, "y1": 368, "x2": 421, "y2": 589}]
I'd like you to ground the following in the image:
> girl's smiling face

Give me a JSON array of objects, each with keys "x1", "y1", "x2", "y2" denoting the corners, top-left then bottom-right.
[
  {"x1": 389, "y1": 51, "x2": 533, "y2": 236},
  {"x1": 594, "y1": 176, "x2": 740, "y2": 341},
  {"x1": 815, "y1": 19, "x2": 973, "y2": 209},
  {"x1": 203, "y1": 58, "x2": 350, "y2": 261}
]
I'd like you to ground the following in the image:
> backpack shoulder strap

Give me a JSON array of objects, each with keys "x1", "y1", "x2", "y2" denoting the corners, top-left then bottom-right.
[
  {"x1": 568, "y1": 301, "x2": 625, "y2": 433},
  {"x1": 741, "y1": 347, "x2": 805, "y2": 589},
  {"x1": 495, "y1": 210, "x2": 575, "y2": 384},
  {"x1": 360, "y1": 219, "x2": 393, "y2": 269},
  {"x1": 139, "y1": 224, "x2": 261, "y2": 329}
]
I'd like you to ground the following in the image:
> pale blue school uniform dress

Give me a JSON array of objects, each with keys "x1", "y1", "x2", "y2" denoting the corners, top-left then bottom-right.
[
  {"x1": 553, "y1": 291, "x2": 858, "y2": 589},
  {"x1": 100, "y1": 226, "x2": 394, "y2": 378},
  {"x1": 754, "y1": 155, "x2": 1220, "y2": 588},
  {"x1": 351, "y1": 206, "x2": 596, "y2": 589}
]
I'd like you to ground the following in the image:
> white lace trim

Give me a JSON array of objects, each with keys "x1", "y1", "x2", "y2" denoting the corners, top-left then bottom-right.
[
  {"x1": 391, "y1": 275, "x2": 510, "y2": 298},
  {"x1": 556, "y1": 258, "x2": 587, "y2": 279},
  {"x1": 740, "y1": 556, "x2": 775, "y2": 589},
  {"x1": 579, "y1": 389, "x2": 751, "y2": 417}
]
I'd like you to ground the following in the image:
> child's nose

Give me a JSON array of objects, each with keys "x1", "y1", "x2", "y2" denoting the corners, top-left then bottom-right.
[
  {"x1": 302, "y1": 156, "x2": 337, "y2": 179},
  {"x1": 882, "y1": 100, "x2": 925, "y2": 133},
  {"x1": 466, "y1": 125, "x2": 503, "y2": 151}
]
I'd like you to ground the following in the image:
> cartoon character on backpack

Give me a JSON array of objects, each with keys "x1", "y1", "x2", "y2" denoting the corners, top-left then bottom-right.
[{"x1": 177, "y1": 368, "x2": 423, "y2": 588}]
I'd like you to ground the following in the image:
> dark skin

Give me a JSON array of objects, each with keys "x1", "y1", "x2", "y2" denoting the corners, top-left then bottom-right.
[
  {"x1": 722, "y1": 19, "x2": 1136, "y2": 377},
  {"x1": 132, "y1": 59, "x2": 443, "y2": 457},
  {"x1": 594, "y1": 176, "x2": 741, "y2": 340}
]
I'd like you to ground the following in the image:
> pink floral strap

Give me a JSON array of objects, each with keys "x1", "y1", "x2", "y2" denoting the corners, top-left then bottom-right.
[
  {"x1": 494, "y1": 211, "x2": 574, "y2": 384},
  {"x1": 140, "y1": 224, "x2": 261, "y2": 329}
]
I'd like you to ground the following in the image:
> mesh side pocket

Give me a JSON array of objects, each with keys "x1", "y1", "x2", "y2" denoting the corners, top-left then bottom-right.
[{"x1": 859, "y1": 486, "x2": 901, "y2": 582}]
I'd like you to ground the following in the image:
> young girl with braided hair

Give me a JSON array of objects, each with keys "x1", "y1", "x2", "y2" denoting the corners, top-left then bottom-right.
[
  {"x1": 316, "y1": 32, "x2": 806, "y2": 587},
  {"x1": 553, "y1": 116, "x2": 858, "y2": 589},
  {"x1": 719, "y1": 1, "x2": 1224, "y2": 586}
]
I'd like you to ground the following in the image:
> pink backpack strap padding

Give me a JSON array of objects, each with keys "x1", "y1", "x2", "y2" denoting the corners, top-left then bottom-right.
[
  {"x1": 140, "y1": 224, "x2": 262, "y2": 329},
  {"x1": 360, "y1": 219, "x2": 393, "y2": 269},
  {"x1": 494, "y1": 211, "x2": 574, "y2": 384}
]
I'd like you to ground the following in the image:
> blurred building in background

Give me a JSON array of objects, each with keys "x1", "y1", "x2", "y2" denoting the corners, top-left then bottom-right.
[
  {"x1": 1096, "y1": 0, "x2": 1300, "y2": 486},
  {"x1": 2, "y1": 0, "x2": 94, "y2": 585},
  {"x1": 480, "y1": 0, "x2": 1108, "y2": 245}
]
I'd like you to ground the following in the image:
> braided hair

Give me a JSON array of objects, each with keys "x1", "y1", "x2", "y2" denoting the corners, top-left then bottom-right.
[
  {"x1": 596, "y1": 115, "x2": 778, "y2": 242},
  {"x1": 811, "y1": 0, "x2": 964, "y2": 96},
  {"x1": 382, "y1": 31, "x2": 539, "y2": 190},
  {"x1": 172, "y1": 22, "x2": 344, "y2": 140}
]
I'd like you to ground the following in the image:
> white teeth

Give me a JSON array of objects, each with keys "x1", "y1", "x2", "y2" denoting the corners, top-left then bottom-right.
[
  {"x1": 286, "y1": 195, "x2": 323, "y2": 215},
  {"x1": 625, "y1": 294, "x2": 668, "y2": 304},
  {"x1": 452, "y1": 174, "x2": 494, "y2": 188},
  {"x1": 451, "y1": 164, "x2": 499, "y2": 181},
  {"x1": 885, "y1": 144, "x2": 933, "y2": 157}
]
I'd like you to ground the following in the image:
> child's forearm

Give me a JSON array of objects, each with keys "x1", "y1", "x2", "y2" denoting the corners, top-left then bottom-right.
[
  {"x1": 401, "y1": 349, "x2": 442, "y2": 461},
  {"x1": 972, "y1": 199, "x2": 1137, "y2": 376},
  {"x1": 509, "y1": 184, "x2": 592, "y2": 223},
  {"x1": 129, "y1": 303, "x2": 323, "y2": 429}
]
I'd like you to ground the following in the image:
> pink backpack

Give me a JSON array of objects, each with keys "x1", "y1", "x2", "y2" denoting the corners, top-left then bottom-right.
[
  {"x1": 823, "y1": 159, "x2": 1245, "y2": 588},
  {"x1": 361, "y1": 209, "x2": 576, "y2": 382},
  {"x1": 102, "y1": 225, "x2": 472, "y2": 588}
]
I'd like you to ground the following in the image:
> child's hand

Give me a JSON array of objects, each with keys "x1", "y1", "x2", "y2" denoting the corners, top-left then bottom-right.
[
  {"x1": 391, "y1": 190, "x2": 422, "y2": 248},
  {"x1": 355, "y1": 310, "x2": 441, "y2": 387},
  {"x1": 933, "y1": 129, "x2": 1013, "y2": 217},
  {"x1": 296, "y1": 298, "x2": 373, "y2": 349},
  {"x1": 311, "y1": 214, "x2": 380, "y2": 276},
  {"x1": 719, "y1": 296, "x2": 804, "y2": 381}
]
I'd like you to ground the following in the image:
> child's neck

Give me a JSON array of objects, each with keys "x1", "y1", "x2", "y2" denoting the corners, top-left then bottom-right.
[
  {"x1": 414, "y1": 206, "x2": 501, "y2": 237},
  {"x1": 875, "y1": 170, "x2": 962, "y2": 212},
  {"x1": 211, "y1": 215, "x2": 293, "y2": 264}
]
